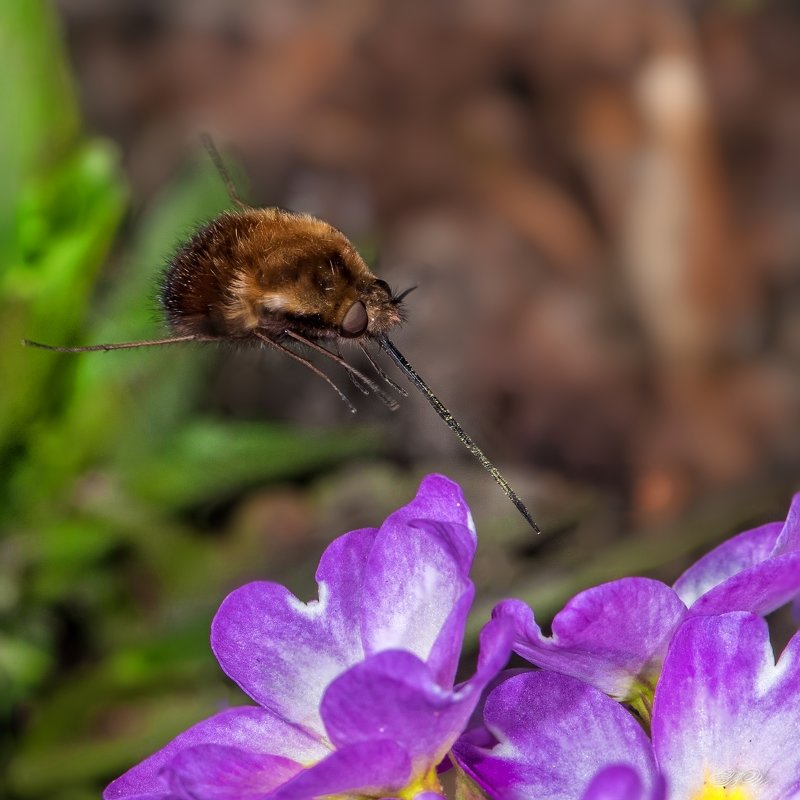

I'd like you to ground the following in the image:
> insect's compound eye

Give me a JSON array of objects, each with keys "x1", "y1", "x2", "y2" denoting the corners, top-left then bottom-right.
[{"x1": 341, "y1": 300, "x2": 369, "y2": 337}]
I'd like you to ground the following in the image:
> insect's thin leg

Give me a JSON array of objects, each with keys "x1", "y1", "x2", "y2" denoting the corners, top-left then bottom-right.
[
  {"x1": 358, "y1": 341, "x2": 408, "y2": 396},
  {"x1": 378, "y1": 335, "x2": 541, "y2": 534},
  {"x1": 254, "y1": 331, "x2": 356, "y2": 414},
  {"x1": 334, "y1": 342, "x2": 371, "y2": 397},
  {"x1": 199, "y1": 132, "x2": 250, "y2": 211},
  {"x1": 283, "y1": 330, "x2": 399, "y2": 412},
  {"x1": 22, "y1": 334, "x2": 207, "y2": 352}
]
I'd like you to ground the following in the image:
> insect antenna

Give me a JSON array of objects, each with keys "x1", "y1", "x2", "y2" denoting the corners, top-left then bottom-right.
[
  {"x1": 23, "y1": 334, "x2": 205, "y2": 352},
  {"x1": 378, "y1": 335, "x2": 541, "y2": 534},
  {"x1": 200, "y1": 132, "x2": 250, "y2": 211},
  {"x1": 283, "y1": 330, "x2": 400, "y2": 412},
  {"x1": 358, "y1": 341, "x2": 408, "y2": 397},
  {"x1": 393, "y1": 285, "x2": 418, "y2": 304}
]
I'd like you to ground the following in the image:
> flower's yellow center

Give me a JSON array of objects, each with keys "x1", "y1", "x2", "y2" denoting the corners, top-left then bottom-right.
[
  {"x1": 396, "y1": 766, "x2": 443, "y2": 799},
  {"x1": 325, "y1": 765, "x2": 442, "y2": 800},
  {"x1": 692, "y1": 786, "x2": 751, "y2": 800}
]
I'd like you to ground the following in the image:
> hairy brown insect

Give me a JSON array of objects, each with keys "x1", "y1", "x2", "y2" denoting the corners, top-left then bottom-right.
[{"x1": 24, "y1": 135, "x2": 540, "y2": 532}]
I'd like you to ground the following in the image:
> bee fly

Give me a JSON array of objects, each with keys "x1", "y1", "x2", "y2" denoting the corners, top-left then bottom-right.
[{"x1": 25, "y1": 134, "x2": 540, "y2": 533}]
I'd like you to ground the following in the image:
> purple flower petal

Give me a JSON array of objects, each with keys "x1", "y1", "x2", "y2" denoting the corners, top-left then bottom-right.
[
  {"x1": 361, "y1": 475, "x2": 476, "y2": 684},
  {"x1": 265, "y1": 740, "x2": 411, "y2": 800},
  {"x1": 687, "y1": 551, "x2": 800, "y2": 617},
  {"x1": 104, "y1": 707, "x2": 327, "y2": 799},
  {"x1": 211, "y1": 527, "x2": 377, "y2": 730},
  {"x1": 165, "y1": 746, "x2": 301, "y2": 799},
  {"x1": 458, "y1": 669, "x2": 530, "y2": 751},
  {"x1": 321, "y1": 618, "x2": 513, "y2": 772},
  {"x1": 107, "y1": 795, "x2": 178, "y2": 800},
  {"x1": 775, "y1": 492, "x2": 800, "y2": 552},
  {"x1": 424, "y1": 587, "x2": 476, "y2": 688},
  {"x1": 672, "y1": 521, "x2": 783, "y2": 606},
  {"x1": 453, "y1": 671, "x2": 657, "y2": 800},
  {"x1": 494, "y1": 579, "x2": 687, "y2": 700},
  {"x1": 361, "y1": 516, "x2": 475, "y2": 686},
  {"x1": 582, "y1": 765, "x2": 665, "y2": 800},
  {"x1": 385, "y1": 474, "x2": 477, "y2": 559},
  {"x1": 652, "y1": 612, "x2": 800, "y2": 799}
]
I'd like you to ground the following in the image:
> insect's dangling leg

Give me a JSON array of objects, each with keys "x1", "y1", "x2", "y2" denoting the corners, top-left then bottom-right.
[
  {"x1": 283, "y1": 331, "x2": 399, "y2": 412},
  {"x1": 200, "y1": 132, "x2": 250, "y2": 211},
  {"x1": 333, "y1": 342, "x2": 371, "y2": 397},
  {"x1": 254, "y1": 331, "x2": 356, "y2": 414},
  {"x1": 358, "y1": 341, "x2": 408, "y2": 397},
  {"x1": 23, "y1": 334, "x2": 208, "y2": 352}
]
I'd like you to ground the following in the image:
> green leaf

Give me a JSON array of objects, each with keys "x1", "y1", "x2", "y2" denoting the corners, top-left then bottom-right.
[
  {"x1": 129, "y1": 419, "x2": 381, "y2": 509},
  {"x1": 0, "y1": 140, "x2": 127, "y2": 462}
]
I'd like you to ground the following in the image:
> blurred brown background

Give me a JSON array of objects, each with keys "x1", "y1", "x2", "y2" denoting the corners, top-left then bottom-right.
[{"x1": 3, "y1": 2, "x2": 800, "y2": 797}]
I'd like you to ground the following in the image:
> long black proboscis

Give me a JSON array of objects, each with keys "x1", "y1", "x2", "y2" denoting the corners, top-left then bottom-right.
[{"x1": 378, "y1": 335, "x2": 541, "y2": 534}]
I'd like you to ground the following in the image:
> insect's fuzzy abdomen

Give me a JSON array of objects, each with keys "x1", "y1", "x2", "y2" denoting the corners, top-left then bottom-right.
[{"x1": 161, "y1": 212, "x2": 262, "y2": 337}]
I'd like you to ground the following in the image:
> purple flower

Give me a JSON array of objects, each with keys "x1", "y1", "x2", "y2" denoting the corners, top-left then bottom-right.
[
  {"x1": 104, "y1": 475, "x2": 512, "y2": 800},
  {"x1": 455, "y1": 612, "x2": 800, "y2": 799},
  {"x1": 652, "y1": 612, "x2": 800, "y2": 799},
  {"x1": 494, "y1": 494, "x2": 800, "y2": 706}
]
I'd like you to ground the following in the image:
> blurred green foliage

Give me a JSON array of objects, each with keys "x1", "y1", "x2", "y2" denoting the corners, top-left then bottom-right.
[{"x1": 0, "y1": 6, "x2": 378, "y2": 798}]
